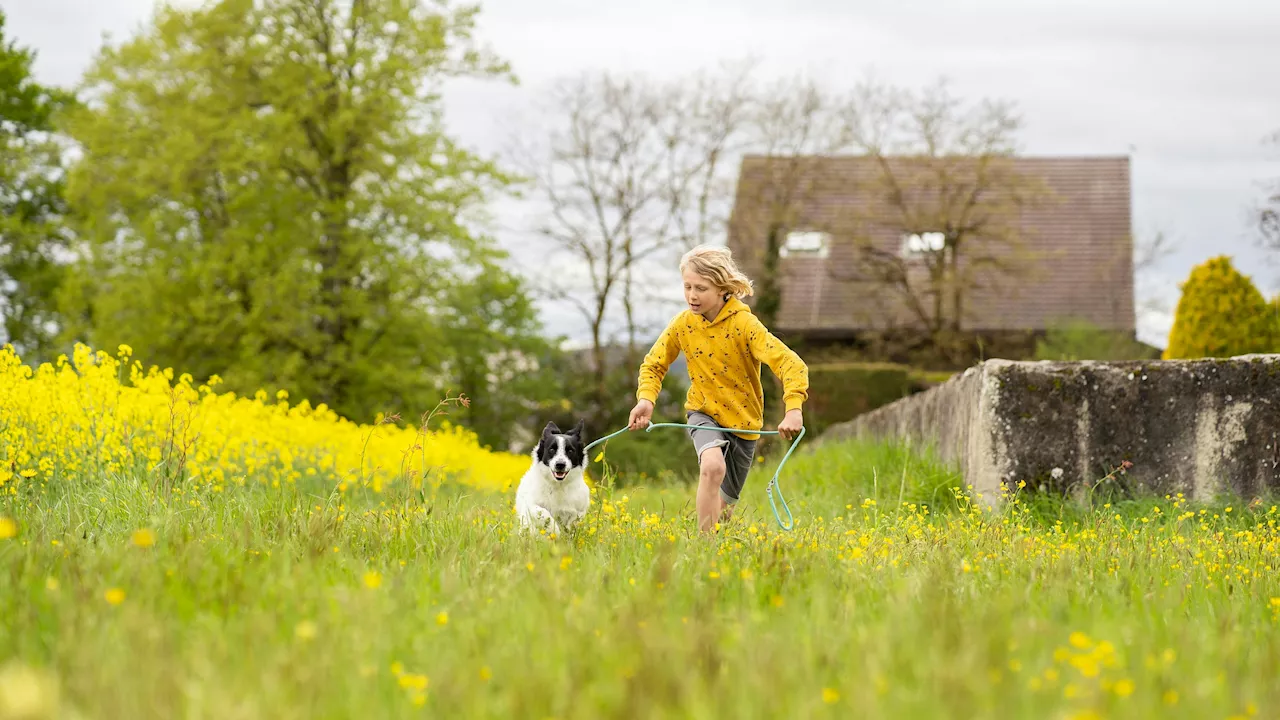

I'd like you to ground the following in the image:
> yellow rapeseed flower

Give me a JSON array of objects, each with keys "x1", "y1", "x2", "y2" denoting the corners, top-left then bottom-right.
[{"x1": 0, "y1": 343, "x2": 527, "y2": 499}]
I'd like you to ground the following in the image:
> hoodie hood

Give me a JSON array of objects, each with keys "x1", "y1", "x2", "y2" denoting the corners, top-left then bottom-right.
[{"x1": 700, "y1": 297, "x2": 750, "y2": 327}]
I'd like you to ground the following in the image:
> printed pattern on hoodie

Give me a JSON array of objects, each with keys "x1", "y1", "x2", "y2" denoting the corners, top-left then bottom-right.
[{"x1": 636, "y1": 297, "x2": 809, "y2": 441}]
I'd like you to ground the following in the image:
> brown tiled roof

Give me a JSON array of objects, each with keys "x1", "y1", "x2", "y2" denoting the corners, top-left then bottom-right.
[{"x1": 726, "y1": 155, "x2": 1134, "y2": 334}]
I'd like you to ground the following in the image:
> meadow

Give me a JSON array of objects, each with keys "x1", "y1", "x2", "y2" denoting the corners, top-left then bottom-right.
[{"x1": 2, "y1": 345, "x2": 1279, "y2": 719}]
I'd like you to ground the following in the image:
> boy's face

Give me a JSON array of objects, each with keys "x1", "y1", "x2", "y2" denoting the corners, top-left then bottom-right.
[{"x1": 682, "y1": 267, "x2": 725, "y2": 320}]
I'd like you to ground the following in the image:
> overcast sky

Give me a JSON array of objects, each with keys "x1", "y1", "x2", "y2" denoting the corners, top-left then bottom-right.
[{"x1": 5, "y1": 0, "x2": 1279, "y2": 348}]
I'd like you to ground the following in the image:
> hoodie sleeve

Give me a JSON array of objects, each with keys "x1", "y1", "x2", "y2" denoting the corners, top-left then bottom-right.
[
  {"x1": 744, "y1": 315, "x2": 809, "y2": 412},
  {"x1": 636, "y1": 319, "x2": 682, "y2": 404}
]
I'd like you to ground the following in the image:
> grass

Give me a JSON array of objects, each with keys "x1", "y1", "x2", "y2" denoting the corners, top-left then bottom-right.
[{"x1": 2, "y1": 435, "x2": 1279, "y2": 719}]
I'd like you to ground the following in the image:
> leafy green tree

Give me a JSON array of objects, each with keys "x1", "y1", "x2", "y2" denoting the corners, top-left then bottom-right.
[
  {"x1": 1163, "y1": 255, "x2": 1277, "y2": 359},
  {"x1": 0, "y1": 9, "x2": 76, "y2": 360},
  {"x1": 434, "y1": 246, "x2": 568, "y2": 450},
  {"x1": 57, "y1": 0, "x2": 540, "y2": 428}
]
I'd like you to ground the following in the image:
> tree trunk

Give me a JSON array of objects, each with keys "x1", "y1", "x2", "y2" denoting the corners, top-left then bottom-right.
[{"x1": 755, "y1": 222, "x2": 784, "y2": 327}]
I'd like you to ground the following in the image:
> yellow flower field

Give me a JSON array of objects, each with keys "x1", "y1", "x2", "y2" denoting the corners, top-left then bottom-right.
[
  {"x1": 0, "y1": 343, "x2": 528, "y2": 497},
  {"x1": 2, "y1": 343, "x2": 1279, "y2": 719}
]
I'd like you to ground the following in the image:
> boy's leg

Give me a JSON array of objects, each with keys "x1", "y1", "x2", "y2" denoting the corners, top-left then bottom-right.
[
  {"x1": 686, "y1": 412, "x2": 731, "y2": 533},
  {"x1": 696, "y1": 446, "x2": 727, "y2": 532},
  {"x1": 716, "y1": 435, "x2": 757, "y2": 525}
]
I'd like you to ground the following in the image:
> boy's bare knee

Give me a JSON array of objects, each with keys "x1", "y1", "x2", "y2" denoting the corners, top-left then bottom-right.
[{"x1": 699, "y1": 447, "x2": 726, "y2": 480}]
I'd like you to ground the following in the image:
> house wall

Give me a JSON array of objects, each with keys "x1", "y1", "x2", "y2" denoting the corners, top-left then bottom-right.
[{"x1": 726, "y1": 155, "x2": 1135, "y2": 336}]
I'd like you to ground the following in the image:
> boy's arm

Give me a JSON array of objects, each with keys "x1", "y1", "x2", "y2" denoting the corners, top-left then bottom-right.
[
  {"x1": 636, "y1": 322, "x2": 681, "y2": 405},
  {"x1": 744, "y1": 316, "x2": 809, "y2": 413}
]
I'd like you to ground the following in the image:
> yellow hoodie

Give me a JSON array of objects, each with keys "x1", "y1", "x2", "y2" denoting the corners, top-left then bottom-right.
[{"x1": 636, "y1": 297, "x2": 809, "y2": 441}]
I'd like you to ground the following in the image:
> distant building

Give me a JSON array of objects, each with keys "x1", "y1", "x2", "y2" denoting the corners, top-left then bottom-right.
[{"x1": 725, "y1": 155, "x2": 1135, "y2": 345}]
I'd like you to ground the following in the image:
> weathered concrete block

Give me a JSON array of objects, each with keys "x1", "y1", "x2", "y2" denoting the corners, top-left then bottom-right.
[{"x1": 821, "y1": 354, "x2": 1280, "y2": 506}]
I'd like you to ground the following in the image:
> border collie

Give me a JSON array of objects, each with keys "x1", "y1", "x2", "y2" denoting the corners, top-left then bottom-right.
[{"x1": 515, "y1": 420, "x2": 590, "y2": 535}]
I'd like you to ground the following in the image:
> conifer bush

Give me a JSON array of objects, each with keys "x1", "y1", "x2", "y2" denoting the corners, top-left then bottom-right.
[{"x1": 1162, "y1": 256, "x2": 1278, "y2": 359}]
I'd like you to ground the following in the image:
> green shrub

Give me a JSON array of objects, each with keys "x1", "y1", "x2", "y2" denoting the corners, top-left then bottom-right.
[
  {"x1": 1271, "y1": 294, "x2": 1280, "y2": 348},
  {"x1": 1163, "y1": 255, "x2": 1278, "y2": 359},
  {"x1": 1034, "y1": 319, "x2": 1158, "y2": 361},
  {"x1": 756, "y1": 361, "x2": 948, "y2": 458}
]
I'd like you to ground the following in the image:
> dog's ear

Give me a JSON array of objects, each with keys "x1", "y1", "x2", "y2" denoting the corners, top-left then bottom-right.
[
  {"x1": 543, "y1": 421, "x2": 560, "y2": 437},
  {"x1": 568, "y1": 418, "x2": 585, "y2": 438}
]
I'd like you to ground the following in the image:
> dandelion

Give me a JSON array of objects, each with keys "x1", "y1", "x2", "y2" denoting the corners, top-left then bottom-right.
[
  {"x1": 0, "y1": 517, "x2": 16, "y2": 540},
  {"x1": 104, "y1": 588, "x2": 125, "y2": 605},
  {"x1": 363, "y1": 571, "x2": 382, "y2": 589},
  {"x1": 295, "y1": 621, "x2": 317, "y2": 641},
  {"x1": 1113, "y1": 678, "x2": 1134, "y2": 697},
  {"x1": 822, "y1": 688, "x2": 839, "y2": 704},
  {"x1": 436, "y1": 611, "x2": 448, "y2": 626},
  {"x1": 131, "y1": 528, "x2": 155, "y2": 548}
]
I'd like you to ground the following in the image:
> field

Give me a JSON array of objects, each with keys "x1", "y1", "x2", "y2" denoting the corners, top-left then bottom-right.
[{"x1": 2, "y1": 346, "x2": 1280, "y2": 719}]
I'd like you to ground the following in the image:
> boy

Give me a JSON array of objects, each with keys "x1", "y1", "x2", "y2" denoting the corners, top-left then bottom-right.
[{"x1": 627, "y1": 244, "x2": 808, "y2": 532}]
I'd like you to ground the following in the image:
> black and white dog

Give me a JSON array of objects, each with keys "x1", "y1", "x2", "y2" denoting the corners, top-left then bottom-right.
[{"x1": 515, "y1": 420, "x2": 590, "y2": 535}]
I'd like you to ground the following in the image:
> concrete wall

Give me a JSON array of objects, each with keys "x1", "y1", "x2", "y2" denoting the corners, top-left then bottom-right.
[{"x1": 821, "y1": 354, "x2": 1280, "y2": 506}]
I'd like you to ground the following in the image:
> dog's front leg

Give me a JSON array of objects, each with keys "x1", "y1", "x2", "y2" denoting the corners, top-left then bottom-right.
[
  {"x1": 557, "y1": 510, "x2": 583, "y2": 533},
  {"x1": 532, "y1": 505, "x2": 561, "y2": 535}
]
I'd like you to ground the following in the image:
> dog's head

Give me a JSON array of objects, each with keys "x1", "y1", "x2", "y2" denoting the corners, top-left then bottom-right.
[{"x1": 534, "y1": 419, "x2": 586, "y2": 482}]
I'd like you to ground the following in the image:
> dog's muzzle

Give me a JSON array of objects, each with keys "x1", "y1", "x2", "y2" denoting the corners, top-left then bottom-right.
[{"x1": 553, "y1": 464, "x2": 568, "y2": 481}]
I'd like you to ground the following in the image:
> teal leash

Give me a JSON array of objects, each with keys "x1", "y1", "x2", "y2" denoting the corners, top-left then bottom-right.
[{"x1": 583, "y1": 421, "x2": 806, "y2": 531}]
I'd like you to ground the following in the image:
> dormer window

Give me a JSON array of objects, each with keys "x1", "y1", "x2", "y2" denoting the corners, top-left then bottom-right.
[
  {"x1": 781, "y1": 230, "x2": 830, "y2": 258},
  {"x1": 900, "y1": 231, "x2": 945, "y2": 258}
]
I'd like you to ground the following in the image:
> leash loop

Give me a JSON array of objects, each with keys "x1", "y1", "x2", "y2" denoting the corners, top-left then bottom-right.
[{"x1": 583, "y1": 420, "x2": 805, "y2": 531}]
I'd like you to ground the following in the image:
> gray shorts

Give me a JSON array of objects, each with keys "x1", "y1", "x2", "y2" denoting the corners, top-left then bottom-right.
[{"x1": 686, "y1": 411, "x2": 757, "y2": 504}]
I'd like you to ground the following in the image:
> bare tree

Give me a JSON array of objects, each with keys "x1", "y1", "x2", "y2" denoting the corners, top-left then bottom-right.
[
  {"x1": 832, "y1": 77, "x2": 1051, "y2": 362},
  {"x1": 726, "y1": 73, "x2": 851, "y2": 328},
  {"x1": 513, "y1": 61, "x2": 755, "y2": 428},
  {"x1": 1259, "y1": 129, "x2": 1280, "y2": 268}
]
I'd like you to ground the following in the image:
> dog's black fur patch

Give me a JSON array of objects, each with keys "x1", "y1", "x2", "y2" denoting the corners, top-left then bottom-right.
[{"x1": 536, "y1": 419, "x2": 586, "y2": 470}]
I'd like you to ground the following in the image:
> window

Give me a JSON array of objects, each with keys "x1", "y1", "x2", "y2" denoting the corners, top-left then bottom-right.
[
  {"x1": 780, "y1": 230, "x2": 830, "y2": 258},
  {"x1": 900, "y1": 231, "x2": 946, "y2": 258}
]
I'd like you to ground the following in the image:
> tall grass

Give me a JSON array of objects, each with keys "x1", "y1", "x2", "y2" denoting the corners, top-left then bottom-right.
[{"x1": 3, "y1": 432, "x2": 1278, "y2": 719}]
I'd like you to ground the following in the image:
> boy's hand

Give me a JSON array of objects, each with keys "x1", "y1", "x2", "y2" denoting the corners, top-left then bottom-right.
[
  {"x1": 778, "y1": 409, "x2": 804, "y2": 440},
  {"x1": 628, "y1": 399, "x2": 654, "y2": 431}
]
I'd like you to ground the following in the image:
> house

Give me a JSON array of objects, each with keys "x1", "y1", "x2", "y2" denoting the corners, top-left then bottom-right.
[{"x1": 725, "y1": 154, "x2": 1136, "y2": 352}]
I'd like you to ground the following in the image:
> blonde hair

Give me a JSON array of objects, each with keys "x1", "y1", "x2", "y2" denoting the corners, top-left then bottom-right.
[{"x1": 680, "y1": 245, "x2": 754, "y2": 299}]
